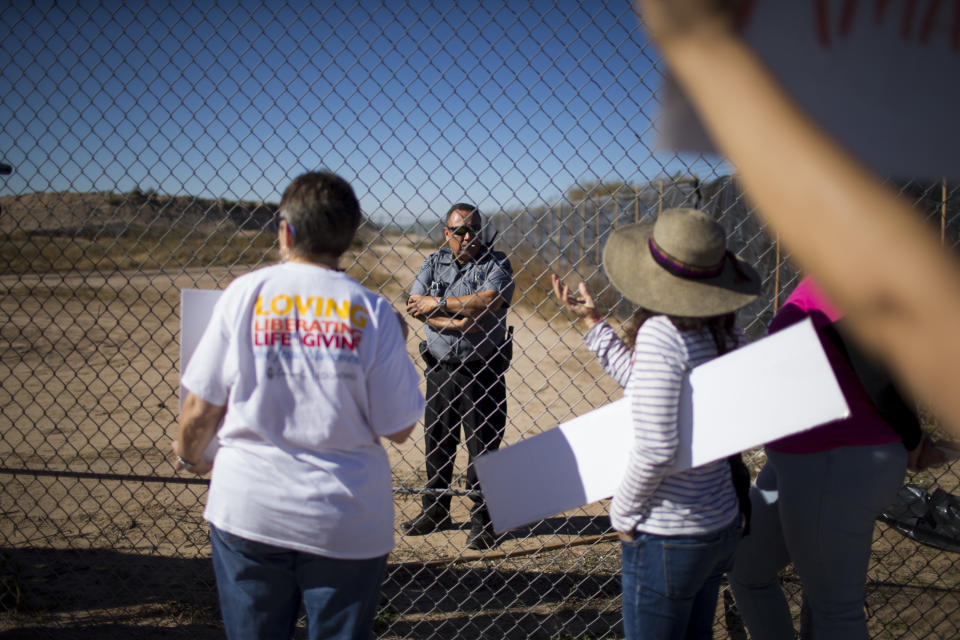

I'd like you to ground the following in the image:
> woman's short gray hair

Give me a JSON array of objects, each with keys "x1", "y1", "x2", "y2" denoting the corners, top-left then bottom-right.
[{"x1": 278, "y1": 171, "x2": 361, "y2": 258}]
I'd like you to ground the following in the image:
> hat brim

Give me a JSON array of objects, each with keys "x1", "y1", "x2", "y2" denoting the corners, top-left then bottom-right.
[{"x1": 602, "y1": 223, "x2": 762, "y2": 317}]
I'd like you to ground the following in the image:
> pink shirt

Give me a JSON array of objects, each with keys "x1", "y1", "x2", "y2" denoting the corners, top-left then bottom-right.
[{"x1": 766, "y1": 277, "x2": 899, "y2": 454}]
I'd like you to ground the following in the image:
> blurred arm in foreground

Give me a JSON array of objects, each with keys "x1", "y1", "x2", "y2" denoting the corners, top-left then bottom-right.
[{"x1": 634, "y1": 0, "x2": 960, "y2": 433}]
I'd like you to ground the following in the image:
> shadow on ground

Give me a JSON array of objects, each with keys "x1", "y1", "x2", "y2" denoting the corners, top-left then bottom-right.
[
  {"x1": 380, "y1": 561, "x2": 622, "y2": 639},
  {"x1": 1, "y1": 541, "x2": 623, "y2": 639},
  {"x1": 0, "y1": 547, "x2": 221, "y2": 639},
  {"x1": 507, "y1": 514, "x2": 614, "y2": 538}
]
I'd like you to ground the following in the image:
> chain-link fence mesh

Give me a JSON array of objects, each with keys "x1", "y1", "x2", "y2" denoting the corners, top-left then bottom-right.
[{"x1": 2, "y1": 2, "x2": 959, "y2": 638}]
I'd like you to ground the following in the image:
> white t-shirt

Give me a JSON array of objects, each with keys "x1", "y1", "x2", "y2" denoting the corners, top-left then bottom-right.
[{"x1": 182, "y1": 262, "x2": 425, "y2": 559}]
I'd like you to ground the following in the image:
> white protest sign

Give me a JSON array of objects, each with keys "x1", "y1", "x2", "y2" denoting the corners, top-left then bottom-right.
[
  {"x1": 180, "y1": 288, "x2": 224, "y2": 462},
  {"x1": 475, "y1": 318, "x2": 849, "y2": 533},
  {"x1": 658, "y1": 2, "x2": 960, "y2": 179}
]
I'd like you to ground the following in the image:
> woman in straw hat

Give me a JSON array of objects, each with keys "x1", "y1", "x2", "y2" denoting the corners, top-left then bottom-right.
[{"x1": 552, "y1": 207, "x2": 760, "y2": 639}]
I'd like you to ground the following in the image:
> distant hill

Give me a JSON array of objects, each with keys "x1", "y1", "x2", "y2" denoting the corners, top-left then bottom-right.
[
  {"x1": 0, "y1": 190, "x2": 384, "y2": 241},
  {"x1": 0, "y1": 191, "x2": 279, "y2": 236},
  {"x1": 0, "y1": 190, "x2": 388, "y2": 275}
]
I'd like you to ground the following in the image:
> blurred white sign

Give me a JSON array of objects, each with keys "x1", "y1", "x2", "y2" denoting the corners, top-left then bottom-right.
[
  {"x1": 476, "y1": 318, "x2": 850, "y2": 532},
  {"x1": 180, "y1": 288, "x2": 223, "y2": 461},
  {"x1": 659, "y1": 2, "x2": 960, "y2": 179}
]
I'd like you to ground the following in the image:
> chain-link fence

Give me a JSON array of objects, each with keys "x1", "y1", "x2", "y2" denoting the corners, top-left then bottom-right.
[{"x1": 2, "y1": 2, "x2": 960, "y2": 638}]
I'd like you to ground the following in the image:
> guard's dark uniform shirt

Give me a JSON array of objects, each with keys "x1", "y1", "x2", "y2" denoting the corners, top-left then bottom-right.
[{"x1": 410, "y1": 246, "x2": 514, "y2": 363}]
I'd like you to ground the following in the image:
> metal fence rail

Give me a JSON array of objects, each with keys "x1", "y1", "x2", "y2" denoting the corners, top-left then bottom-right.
[{"x1": 2, "y1": 2, "x2": 960, "y2": 638}]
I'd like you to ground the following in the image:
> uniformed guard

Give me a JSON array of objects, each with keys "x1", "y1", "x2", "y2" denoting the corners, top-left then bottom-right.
[{"x1": 405, "y1": 202, "x2": 515, "y2": 549}]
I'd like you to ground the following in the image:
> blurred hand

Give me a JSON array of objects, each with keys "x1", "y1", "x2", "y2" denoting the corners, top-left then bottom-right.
[{"x1": 551, "y1": 274, "x2": 601, "y2": 328}]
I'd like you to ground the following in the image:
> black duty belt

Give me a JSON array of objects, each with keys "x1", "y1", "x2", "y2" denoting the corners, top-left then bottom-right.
[{"x1": 436, "y1": 358, "x2": 489, "y2": 371}]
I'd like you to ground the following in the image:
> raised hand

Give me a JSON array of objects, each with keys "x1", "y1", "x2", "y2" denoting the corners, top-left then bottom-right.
[{"x1": 551, "y1": 274, "x2": 601, "y2": 328}]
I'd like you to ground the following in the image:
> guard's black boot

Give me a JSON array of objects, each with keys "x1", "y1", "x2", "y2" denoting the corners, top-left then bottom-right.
[
  {"x1": 466, "y1": 502, "x2": 500, "y2": 550},
  {"x1": 466, "y1": 523, "x2": 497, "y2": 550},
  {"x1": 400, "y1": 497, "x2": 452, "y2": 536}
]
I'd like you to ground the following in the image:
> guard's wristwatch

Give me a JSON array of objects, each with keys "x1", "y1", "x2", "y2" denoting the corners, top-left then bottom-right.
[{"x1": 437, "y1": 296, "x2": 447, "y2": 311}]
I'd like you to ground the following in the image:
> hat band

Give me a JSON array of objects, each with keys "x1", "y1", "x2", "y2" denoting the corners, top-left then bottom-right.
[{"x1": 648, "y1": 237, "x2": 724, "y2": 280}]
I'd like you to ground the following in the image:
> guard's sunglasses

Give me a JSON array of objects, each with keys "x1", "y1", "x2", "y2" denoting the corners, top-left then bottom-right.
[{"x1": 446, "y1": 224, "x2": 481, "y2": 237}]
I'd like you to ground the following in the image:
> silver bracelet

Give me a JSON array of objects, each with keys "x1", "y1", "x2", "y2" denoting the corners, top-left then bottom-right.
[{"x1": 176, "y1": 455, "x2": 197, "y2": 471}]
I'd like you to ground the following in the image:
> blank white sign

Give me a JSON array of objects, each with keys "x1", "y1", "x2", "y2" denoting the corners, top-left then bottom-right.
[
  {"x1": 659, "y1": 2, "x2": 960, "y2": 180},
  {"x1": 180, "y1": 288, "x2": 223, "y2": 388},
  {"x1": 475, "y1": 319, "x2": 850, "y2": 532},
  {"x1": 180, "y1": 288, "x2": 224, "y2": 462}
]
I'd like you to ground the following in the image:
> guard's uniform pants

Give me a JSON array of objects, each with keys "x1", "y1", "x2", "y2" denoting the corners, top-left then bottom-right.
[{"x1": 422, "y1": 357, "x2": 507, "y2": 528}]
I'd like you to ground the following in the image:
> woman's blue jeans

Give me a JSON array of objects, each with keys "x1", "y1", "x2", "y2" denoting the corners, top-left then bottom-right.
[
  {"x1": 620, "y1": 517, "x2": 742, "y2": 640},
  {"x1": 209, "y1": 525, "x2": 388, "y2": 640},
  {"x1": 727, "y1": 443, "x2": 907, "y2": 640}
]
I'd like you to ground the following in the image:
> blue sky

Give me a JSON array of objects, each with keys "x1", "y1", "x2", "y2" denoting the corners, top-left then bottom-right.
[{"x1": 1, "y1": 1, "x2": 727, "y2": 225}]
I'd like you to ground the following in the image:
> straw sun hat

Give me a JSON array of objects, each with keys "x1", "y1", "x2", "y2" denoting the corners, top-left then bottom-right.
[{"x1": 602, "y1": 208, "x2": 761, "y2": 317}]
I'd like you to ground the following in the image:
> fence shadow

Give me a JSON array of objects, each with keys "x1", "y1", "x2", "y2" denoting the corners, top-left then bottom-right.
[
  {"x1": 381, "y1": 562, "x2": 622, "y2": 639},
  {"x1": 2, "y1": 544, "x2": 623, "y2": 639},
  {"x1": 0, "y1": 625, "x2": 221, "y2": 640},
  {"x1": 1, "y1": 546, "x2": 220, "y2": 638},
  {"x1": 508, "y1": 514, "x2": 614, "y2": 538}
]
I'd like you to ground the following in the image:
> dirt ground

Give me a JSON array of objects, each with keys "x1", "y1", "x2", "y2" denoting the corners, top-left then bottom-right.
[{"x1": 3, "y1": 234, "x2": 960, "y2": 638}]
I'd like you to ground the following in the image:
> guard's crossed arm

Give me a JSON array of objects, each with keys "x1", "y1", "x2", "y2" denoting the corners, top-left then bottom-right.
[
  {"x1": 412, "y1": 289, "x2": 505, "y2": 333},
  {"x1": 440, "y1": 288, "x2": 505, "y2": 318}
]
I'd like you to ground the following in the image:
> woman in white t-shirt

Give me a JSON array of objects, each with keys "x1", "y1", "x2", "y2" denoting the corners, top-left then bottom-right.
[
  {"x1": 553, "y1": 208, "x2": 760, "y2": 639},
  {"x1": 172, "y1": 171, "x2": 425, "y2": 640}
]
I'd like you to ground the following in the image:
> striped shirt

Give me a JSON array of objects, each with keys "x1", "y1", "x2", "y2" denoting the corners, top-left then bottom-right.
[{"x1": 584, "y1": 315, "x2": 740, "y2": 536}]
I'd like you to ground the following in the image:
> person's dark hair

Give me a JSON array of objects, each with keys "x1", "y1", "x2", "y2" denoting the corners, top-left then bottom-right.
[
  {"x1": 670, "y1": 313, "x2": 738, "y2": 356},
  {"x1": 446, "y1": 202, "x2": 479, "y2": 224},
  {"x1": 278, "y1": 171, "x2": 361, "y2": 258},
  {"x1": 622, "y1": 307, "x2": 737, "y2": 355},
  {"x1": 620, "y1": 307, "x2": 655, "y2": 349}
]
